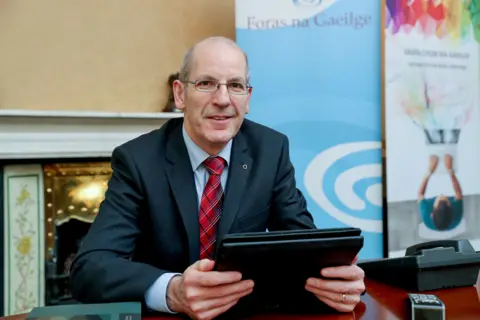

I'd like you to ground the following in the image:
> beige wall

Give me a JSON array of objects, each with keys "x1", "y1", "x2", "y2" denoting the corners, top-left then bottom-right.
[{"x1": 0, "y1": 0, "x2": 235, "y2": 113}]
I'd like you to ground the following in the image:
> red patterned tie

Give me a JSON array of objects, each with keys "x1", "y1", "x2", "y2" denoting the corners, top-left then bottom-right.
[{"x1": 199, "y1": 156, "x2": 226, "y2": 260}]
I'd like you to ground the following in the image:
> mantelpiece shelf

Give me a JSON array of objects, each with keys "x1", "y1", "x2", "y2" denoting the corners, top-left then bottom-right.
[{"x1": 0, "y1": 109, "x2": 183, "y2": 160}]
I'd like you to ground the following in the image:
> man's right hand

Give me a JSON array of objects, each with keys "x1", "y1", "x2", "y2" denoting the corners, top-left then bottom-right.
[{"x1": 166, "y1": 259, "x2": 254, "y2": 320}]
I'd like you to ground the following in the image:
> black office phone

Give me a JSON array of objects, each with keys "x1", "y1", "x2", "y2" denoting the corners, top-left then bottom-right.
[{"x1": 358, "y1": 239, "x2": 480, "y2": 291}]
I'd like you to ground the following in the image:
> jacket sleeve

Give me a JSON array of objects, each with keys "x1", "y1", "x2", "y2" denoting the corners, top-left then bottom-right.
[
  {"x1": 267, "y1": 135, "x2": 317, "y2": 231},
  {"x1": 70, "y1": 146, "x2": 165, "y2": 305}
]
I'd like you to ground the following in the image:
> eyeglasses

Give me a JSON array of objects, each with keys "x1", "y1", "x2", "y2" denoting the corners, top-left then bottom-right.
[{"x1": 185, "y1": 80, "x2": 252, "y2": 95}]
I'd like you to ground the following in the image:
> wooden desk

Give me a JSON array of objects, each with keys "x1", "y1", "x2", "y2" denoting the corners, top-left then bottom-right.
[{"x1": 3, "y1": 279, "x2": 480, "y2": 320}]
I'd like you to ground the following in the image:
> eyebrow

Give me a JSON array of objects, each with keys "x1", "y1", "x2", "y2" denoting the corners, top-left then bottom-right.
[
  {"x1": 196, "y1": 75, "x2": 246, "y2": 82},
  {"x1": 196, "y1": 74, "x2": 217, "y2": 80},
  {"x1": 228, "y1": 77, "x2": 246, "y2": 83}
]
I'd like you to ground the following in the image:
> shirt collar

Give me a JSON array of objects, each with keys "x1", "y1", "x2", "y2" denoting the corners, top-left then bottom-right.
[{"x1": 182, "y1": 125, "x2": 232, "y2": 172}]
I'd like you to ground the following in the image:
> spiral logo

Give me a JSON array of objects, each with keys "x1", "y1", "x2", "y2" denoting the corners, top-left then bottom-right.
[
  {"x1": 304, "y1": 141, "x2": 383, "y2": 233},
  {"x1": 293, "y1": 0, "x2": 323, "y2": 6}
]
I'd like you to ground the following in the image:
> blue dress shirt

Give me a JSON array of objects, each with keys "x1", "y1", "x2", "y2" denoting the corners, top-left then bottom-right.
[{"x1": 144, "y1": 125, "x2": 232, "y2": 313}]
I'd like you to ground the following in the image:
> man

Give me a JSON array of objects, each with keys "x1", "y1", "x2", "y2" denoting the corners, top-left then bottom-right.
[
  {"x1": 417, "y1": 154, "x2": 463, "y2": 231},
  {"x1": 70, "y1": 36, "x2": 365, "y2": 320}
]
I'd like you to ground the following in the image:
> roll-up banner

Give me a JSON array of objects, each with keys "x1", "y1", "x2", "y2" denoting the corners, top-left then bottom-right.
[
  {"x1": 384, "y1": 0, "x2": 480, "y2": 257},
  {"x1": 235, "y1": 0, "x2": 384, "y2": 259}
]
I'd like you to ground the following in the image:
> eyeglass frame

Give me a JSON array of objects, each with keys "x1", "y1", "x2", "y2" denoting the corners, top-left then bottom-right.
[{"x1": 184, "y1": 79, "x2": 252, "y2": 95}]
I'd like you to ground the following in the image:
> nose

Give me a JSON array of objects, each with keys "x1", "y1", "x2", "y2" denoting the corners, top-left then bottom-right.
[{"x1": 212, "y1": 84, "x2": 231, "y2": 108}]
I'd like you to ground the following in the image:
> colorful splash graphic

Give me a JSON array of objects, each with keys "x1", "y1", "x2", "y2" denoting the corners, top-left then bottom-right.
[
  {"x1": 399, "y1": 74, "x2": 474, "y2": 130},
  {"x1": 385, "y1": 0, "x2": 480, "y2": 42}
]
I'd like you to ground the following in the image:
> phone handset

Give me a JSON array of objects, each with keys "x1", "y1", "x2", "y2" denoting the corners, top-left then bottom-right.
[{"x1": 405, "y1": 239, "x2": 475, "y2": 256}]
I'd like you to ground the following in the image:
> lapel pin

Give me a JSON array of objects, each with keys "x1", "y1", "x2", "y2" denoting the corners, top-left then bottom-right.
[{"x1": 242, "y1": 164, "x2": 248, "y2": 170}]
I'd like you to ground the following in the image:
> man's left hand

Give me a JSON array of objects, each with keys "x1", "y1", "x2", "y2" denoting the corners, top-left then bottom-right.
[{"x1": 305, "y1": 264, "x2": 365, "y2": 313}]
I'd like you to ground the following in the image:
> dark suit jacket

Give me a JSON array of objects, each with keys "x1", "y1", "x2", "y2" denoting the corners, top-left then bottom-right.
[{"x1": 70, "y1": 117, "x2": 316, "y2": 308}]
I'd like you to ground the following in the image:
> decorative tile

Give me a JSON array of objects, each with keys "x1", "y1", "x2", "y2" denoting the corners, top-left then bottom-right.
[{"x1": 3, "y1": 165, "x2": 45, "y2": 316}]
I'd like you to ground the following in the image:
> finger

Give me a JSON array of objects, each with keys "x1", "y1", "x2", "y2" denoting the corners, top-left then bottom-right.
[
  {"x1": 315, "y1": 295, "x2": 356, "y2": 313},
  {"x1": 306, "y1": 278, "x2": 365, "y2": 295},
  {"x1": 187, "y1": 279, "x2": 254, "y2": 300},
  {"x1": 186, "y1": 260, "x2": 242, "y2": 287},
  {"x1": 194, "y1": 259, "x2": 216, "y2": 272},
  {"x1": 196, "y1": 300, "x2": 238, "y2": 320},
  {"x1": 305, "y1": 285, "x2": 360, "y2": 305},
  {"x1": 320, "y1": 265, "x2": 365, "y2": 280},
  {"x1": 191, "y1": 287, "x2": 253, "y2": 313},
  {"x1": 207, "y1": 279, "x2": 254, "y2": 299},
  {"x1": 193, "y1": 270, "x2": 243, "y2": 287}
]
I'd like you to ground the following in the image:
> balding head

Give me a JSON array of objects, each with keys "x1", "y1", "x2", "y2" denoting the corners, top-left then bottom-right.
[
  {"x1": 172, "y1": 36, "x2": 252, "y2": 156},
  {"x1": 178, "y1": 36, "x2": 250, "y2": 84}
]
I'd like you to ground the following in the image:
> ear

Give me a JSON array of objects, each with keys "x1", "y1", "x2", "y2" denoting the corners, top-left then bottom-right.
[
  {"x1": 173, "y1": 80, "x2": 186, "y2": 111},
  {"x1": 245, "y1": 87, "x2": 253, "y2": 114}
]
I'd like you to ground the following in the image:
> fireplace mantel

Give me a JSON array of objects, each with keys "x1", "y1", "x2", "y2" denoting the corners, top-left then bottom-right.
[
  {"x1": 1, "y1": 109, "x2": 184, "y2": 315},
  {"x1": 0, "y1": 109, "x2": 183, "y2": 160}
]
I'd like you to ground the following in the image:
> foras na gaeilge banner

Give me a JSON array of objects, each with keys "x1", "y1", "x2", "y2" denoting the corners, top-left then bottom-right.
[{"x1": 235, "y1": 0, "x2": 383, "y2": 259}]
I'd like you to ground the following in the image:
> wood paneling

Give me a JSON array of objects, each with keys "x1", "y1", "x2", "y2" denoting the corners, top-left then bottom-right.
[{"x1": 0, "y1": 0, "x2": 235, "y2": 113}]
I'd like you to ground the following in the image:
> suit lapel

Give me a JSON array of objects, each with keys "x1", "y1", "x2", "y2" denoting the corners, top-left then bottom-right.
[
  {"x1": 165, "y1": 123, "x2": 200, "y2": 264},
  {"x1": 217, "y1": 131, "x2": 252, "y2": 240}
]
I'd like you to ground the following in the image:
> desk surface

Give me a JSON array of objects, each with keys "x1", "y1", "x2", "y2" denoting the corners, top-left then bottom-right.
[{"x1": 3, "y1": 279, "x2": 480, "y2": 320}]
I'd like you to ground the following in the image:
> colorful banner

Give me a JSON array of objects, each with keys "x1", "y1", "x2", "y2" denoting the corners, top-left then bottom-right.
[
  {"x1": 384, "y1": 0, "x2": 480, "y2": 257},
  {"x1": 235, "y1": 0, "x2": 383, "y2": 259}
]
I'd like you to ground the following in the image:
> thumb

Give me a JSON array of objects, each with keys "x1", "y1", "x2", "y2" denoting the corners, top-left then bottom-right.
[{"x1": 196, "y1": 259, "x2": 215, "y2": 272}]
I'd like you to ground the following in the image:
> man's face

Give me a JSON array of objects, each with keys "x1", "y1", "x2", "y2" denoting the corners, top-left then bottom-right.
[{"x1": 173, "y1": 41, "x2": 251, "y2": 154}]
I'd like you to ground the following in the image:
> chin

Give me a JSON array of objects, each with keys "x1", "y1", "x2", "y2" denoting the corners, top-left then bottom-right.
[{"x1": 205, "y1": 130, "x2": 235, "y2": 145}]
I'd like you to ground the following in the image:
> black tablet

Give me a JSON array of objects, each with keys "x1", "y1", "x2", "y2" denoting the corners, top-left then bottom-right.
[
  {"x1": 213, "y1": 228, "x2": 364, "y2": 313},
  {"x1": 215, "y1": 227, "x2": 363, "y2": 272},
  {"x1": 218, "y1": 227, "x2": 361, "y2": 245}
]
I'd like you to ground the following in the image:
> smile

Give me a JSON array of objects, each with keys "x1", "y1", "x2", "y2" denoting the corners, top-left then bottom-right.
[{"x1": 208, "y1": 116, "x2": 232, "y2": 122}]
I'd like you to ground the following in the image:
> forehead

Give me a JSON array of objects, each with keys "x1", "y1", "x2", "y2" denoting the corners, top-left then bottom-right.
[{"x1": 190, "y1": 42, "x2": 247, "y2": 80}]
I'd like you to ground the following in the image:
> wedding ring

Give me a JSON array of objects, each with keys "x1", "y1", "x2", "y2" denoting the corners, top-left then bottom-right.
[{"x1": 341, "y1": 294, "x2": 346, "y2": 303}]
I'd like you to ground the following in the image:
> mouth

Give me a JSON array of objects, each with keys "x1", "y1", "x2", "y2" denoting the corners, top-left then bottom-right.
[{"x1": 207, "y1": 116, "x2": 233, "y2": 123}]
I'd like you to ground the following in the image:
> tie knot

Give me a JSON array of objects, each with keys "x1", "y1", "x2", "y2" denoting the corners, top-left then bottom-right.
[{"x1": 203, "y1": 156, "x2": 226, "y2": 176}]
